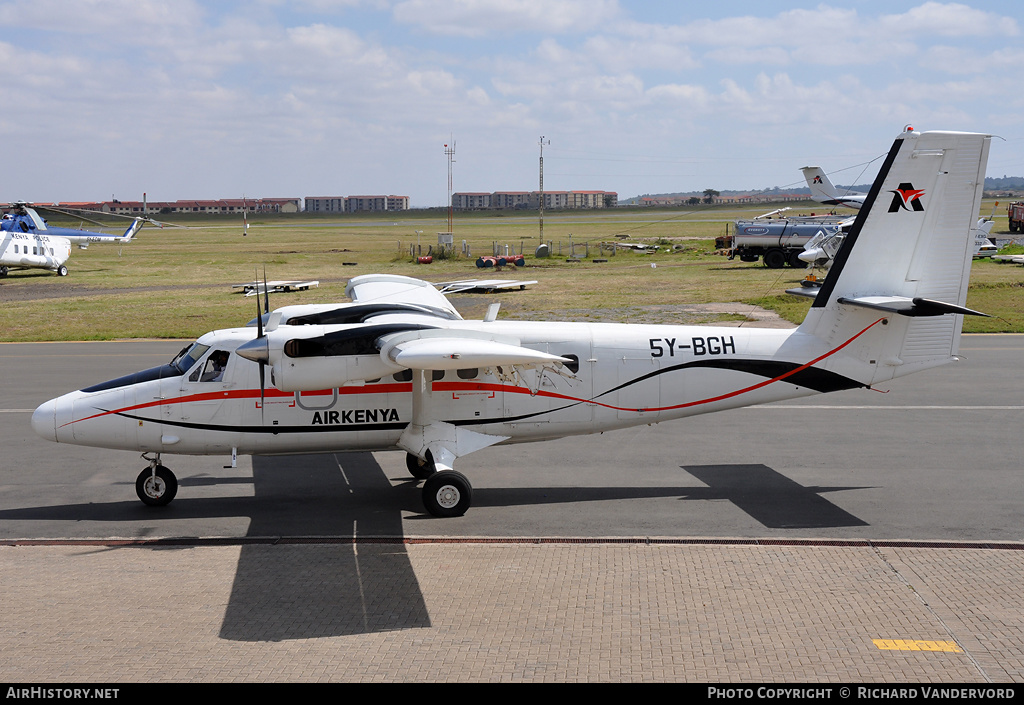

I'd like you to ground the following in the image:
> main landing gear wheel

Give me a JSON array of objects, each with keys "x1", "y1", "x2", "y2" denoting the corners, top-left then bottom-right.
[
  {"x1": 422, "y1": 470, "x2": 472, "y2": 518},
  {"x1": 406, "y1": 452, "x2": 437, "y2": 480},
  {"x1": 136, "y1": 465, "x2": 178, "y2": 506}
]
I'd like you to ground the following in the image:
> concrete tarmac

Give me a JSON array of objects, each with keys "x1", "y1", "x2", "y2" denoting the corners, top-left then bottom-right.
[{"x1": 1, "y1": 336, "x2": 1022, "y2": 682}]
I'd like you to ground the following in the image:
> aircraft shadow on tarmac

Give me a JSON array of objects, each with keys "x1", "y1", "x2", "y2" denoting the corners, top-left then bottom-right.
[{"x1": 0, "y1": 453, "x2": 869, "y2": 641}]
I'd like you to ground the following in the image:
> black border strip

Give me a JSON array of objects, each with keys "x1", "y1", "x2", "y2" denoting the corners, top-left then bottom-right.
[
  {"x1": 812, "y1": 135, "x2": 906, "y2": 307},
  {"x1": 3, "y1": 536, "x2": 1022, "y2": 549}
]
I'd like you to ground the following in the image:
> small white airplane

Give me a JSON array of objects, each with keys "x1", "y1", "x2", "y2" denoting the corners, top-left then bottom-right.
[
  {"x1": 1, "y1": 202, "x2": 144, "y2": 277},
  {"x1": 435, "y1": 279, "x2": 538, "y2": 294},
  {"x1": 801, "y1": 167, "x2": 868, "y2": 210},
  {"x1": 972, "y1": 217, "x2": 998, "y2": 258},
  {"x1": 233, "y1": 280, "x2": 320, "y2": 297},
  {"x1": 32, "y1": 128, "x2": 992, "y2": 518},
  {"x1": 799, "y1": 215, "x2": 998, "y2": 267}
]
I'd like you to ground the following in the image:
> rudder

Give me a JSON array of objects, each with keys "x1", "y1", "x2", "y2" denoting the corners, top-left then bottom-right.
[{"x1": 799, "y1": 128, "x2": 991, "y2": 384}]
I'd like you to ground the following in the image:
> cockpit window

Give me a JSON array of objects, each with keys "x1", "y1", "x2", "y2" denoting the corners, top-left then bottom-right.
[
  {"x1": 199, "y1": 351, "x2": 230, "y2": 382},
  {"x1": 171, "y1": 342, "x2": 210, "y2": 374}
]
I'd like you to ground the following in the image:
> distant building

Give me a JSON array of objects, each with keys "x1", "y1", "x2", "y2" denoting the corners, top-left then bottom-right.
[
  {"x1": 63, "y1": 198, "x2": 301, "y2": 215},
  {"x1": 452, "y1": 192, "x2": 492, "y2": 210},
  {"x1": 305, "y1": 197, "x2": 346, "y2": 213},
  {"x1": 304, "y1": 195, "x2": 410, "y2": 213},
  {"x1": 490, "y1": 191, "x2": 533, "y2": 209},
  {"x1": 452, "y1": 190, "x2": 617, "y2": 211},
  {"x1": 387, "y1": 195, "x2": 409, "y2": 211}
]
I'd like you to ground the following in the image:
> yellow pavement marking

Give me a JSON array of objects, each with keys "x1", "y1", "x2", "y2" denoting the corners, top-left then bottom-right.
[{"x1": 873, "y1": 639, "x2": 962, "y2": 653}]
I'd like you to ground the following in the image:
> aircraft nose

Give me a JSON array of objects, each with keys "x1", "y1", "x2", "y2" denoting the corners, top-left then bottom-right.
[
  {"x1": 31, "y1": 399, "x2": 57, "y2": 442},
  {"x1": 799, "y1": 248, "x2": 824, "y2": 264}
]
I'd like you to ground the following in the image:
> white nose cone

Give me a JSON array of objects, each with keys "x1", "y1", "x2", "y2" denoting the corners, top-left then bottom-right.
[
  {"x1": 799, "y1": 247, "x2": 824, "y2": 264},
  {"x1": 32, "y1": 399, "x2": 57, "y2": 442}
]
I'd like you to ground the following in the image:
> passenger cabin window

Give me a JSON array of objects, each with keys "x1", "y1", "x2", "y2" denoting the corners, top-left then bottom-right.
[
  {"x1": 457, "y1": 368, "x2": 478, "y2": 379},
  {"x1": 391, "y1": 369, "x2": 445, "y2": 381},
  {"x1": 560, "y1": 354, "x2": 580, "y2": 374}
]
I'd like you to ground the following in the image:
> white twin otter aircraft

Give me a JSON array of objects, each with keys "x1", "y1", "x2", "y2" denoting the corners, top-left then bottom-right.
[{"x1": 33, "y1": 128, "x2": 992, "y2": 517}]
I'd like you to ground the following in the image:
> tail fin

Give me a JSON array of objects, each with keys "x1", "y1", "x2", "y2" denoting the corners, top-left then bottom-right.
[
  {"x1": 120, "y1": 217, "x2": 144, "y2": 241},
  {"x1": 799, "y1": 128, "x2": 991, "y2": 384},
  {"x1": 802, "y1": 166, "x2": 840, "y2": 200},
  {"x1": 802, "y1": 166, "x2": 865, "y2": 209}
]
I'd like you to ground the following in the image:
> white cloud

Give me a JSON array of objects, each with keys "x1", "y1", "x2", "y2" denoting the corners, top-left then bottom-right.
[
  {"x1": 393, "y1": 0, "x2": 621, "y2": 37},
  {"x1": 1, "y1": 1, "x2": 1022, "y2": 204},
  {"x1": 0, "y1": 0, "x2": 203, "y2": 31},
  {"x1": 880, "y1": 2, "x2": 1019, "y2": 38}
]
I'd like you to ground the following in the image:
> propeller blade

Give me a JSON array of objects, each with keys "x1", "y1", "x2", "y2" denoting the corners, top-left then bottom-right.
[
  {"x1": 262, "y1": 266, "x2": 270, "y2": 316},
  {"x1": 255, "y1": 268, "x2": 265, "y2": 422}
]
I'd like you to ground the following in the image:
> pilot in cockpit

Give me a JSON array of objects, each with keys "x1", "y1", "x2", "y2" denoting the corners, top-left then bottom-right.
[{"x1": 200, "y1": 351, "x2": 230, "y2": 382}]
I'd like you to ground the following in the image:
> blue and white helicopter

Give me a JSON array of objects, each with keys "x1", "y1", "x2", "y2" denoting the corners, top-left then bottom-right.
[{"x1": 0, "y1": 201, "x2": 157, "y2": 277}]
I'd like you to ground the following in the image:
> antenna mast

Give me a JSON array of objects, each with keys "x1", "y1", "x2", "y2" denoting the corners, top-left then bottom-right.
[
  {"x1": 444, "y1": 138, "x2": 456, "y2": 235},
  {"x1": 538, "y1": 136, "x2": 549, "y2": 243}
]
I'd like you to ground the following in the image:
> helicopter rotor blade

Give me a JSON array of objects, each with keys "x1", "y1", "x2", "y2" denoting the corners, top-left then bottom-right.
[
  {"x1": 31, "y1": 205, "x2": 189, "y2": 229},
  {"x1": 29, "y1": 205, "x2": 110, "y2": 228}
]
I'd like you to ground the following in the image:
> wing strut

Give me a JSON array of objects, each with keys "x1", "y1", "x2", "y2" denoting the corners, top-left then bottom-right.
[{"x1": 398, "y1": 369, "x2": 508, "y2": 471}]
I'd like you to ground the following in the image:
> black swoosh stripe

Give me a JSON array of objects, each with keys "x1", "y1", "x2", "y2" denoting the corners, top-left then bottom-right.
[
  {"x1": 594, "y1": 359, "x2": 863, "y2": 400},
  {"x1": 812, "y1": 136, "x2": 905, "y2": 307}
]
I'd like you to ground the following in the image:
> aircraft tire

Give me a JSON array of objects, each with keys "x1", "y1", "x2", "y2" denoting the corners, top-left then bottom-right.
[
  {"x1": 57, "y1": 265, "x2": 68, "y2": 277},
  {"x1": 423, "y1": 470, "x2": 472, "y2": 518},
  {"x1": 0, "y1": 266, "x2": 7, "y2": 277},
  {"x1": 136, "y1": 465, "x2": 178, "y2": 507},
  {"x1": 406, "y1": 452, "x2": 436, "y2": 479}
]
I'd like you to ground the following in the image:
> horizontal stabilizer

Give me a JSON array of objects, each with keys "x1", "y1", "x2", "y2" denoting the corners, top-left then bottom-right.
[
  {"x1": 837, "y1": 295, "x2": 989, "y2": 317},
  {"x1": 387, "y1": 337, "x2": 570, "y2": 371}
]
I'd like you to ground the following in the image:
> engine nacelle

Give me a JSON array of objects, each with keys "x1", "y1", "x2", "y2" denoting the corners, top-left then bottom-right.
[
  {"x1": 236, "y1": 322, "x2": 430, "y2": 393},
  {"x1": 271, "y1": 354, "x2": 403, "y2": 392}
]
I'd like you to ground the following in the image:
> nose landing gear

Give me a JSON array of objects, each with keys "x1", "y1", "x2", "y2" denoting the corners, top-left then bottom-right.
[{"x1": 136, "y1": 454, "x2": 177, "y2": 507}]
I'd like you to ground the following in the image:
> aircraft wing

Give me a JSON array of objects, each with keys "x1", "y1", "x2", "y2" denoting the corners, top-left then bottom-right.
[
  {"x1": 346, "y1": 274, "x2": 462, "y2": 319},
  {"x1": 435, "y1": 279, "x2": 537, "y2": 294}
]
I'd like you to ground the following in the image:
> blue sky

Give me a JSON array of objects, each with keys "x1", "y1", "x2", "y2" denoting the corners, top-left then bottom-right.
[{"x1": 2, "y1": 0, "x2": 1021, "y2": 206}]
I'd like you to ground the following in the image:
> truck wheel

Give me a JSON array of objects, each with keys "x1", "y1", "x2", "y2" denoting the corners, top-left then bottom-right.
[
  {"x1": 763, "y1": 249, "x2": 786, "y2": 269},
  {"x1": 787, "y1": 252, "x2": 808, "y2": 268}
]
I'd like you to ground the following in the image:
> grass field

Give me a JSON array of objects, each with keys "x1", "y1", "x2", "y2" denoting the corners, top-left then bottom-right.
[{"x1": 2, "y1": 199, "x2": 1022, "y2": 342}]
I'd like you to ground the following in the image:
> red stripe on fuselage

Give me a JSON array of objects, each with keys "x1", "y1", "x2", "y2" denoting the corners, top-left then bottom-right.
[{"x1": 60, "y1": 320, "x2": 882, "y2": 427}]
